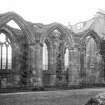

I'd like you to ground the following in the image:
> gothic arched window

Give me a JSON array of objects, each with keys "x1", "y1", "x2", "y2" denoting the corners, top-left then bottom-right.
[
  {"x1": 43, "y1": 43, "x2": 48, "y2": 70},
  {"x1": 86, "y1": 37, "x2": 98, "y2": 70},
  {"x1": 0, "y1": 33, "x2": 12, "y2": 70}
]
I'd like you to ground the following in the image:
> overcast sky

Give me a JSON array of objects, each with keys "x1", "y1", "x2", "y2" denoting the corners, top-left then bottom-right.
[{"x1": 0, "y1": 0, "x2": 105, "y2": 26}]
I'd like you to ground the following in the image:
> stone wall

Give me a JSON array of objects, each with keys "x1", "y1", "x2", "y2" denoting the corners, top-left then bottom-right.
[{"x1": 0, "y1": 12, "x2": 105, "y2": 89}]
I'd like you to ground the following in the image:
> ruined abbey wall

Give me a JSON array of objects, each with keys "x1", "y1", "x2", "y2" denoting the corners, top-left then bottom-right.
[{"x1": 0, "y1": 12, "x2": 105, "y2": 88}]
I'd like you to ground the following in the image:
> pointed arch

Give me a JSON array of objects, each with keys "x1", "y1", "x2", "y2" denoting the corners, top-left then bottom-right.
[
  {"x1": 0, "y1": 12, "x2": 34, "y2": 43},
  {"x1": 86, "y1": 37, "x2": 98, "y2": 70},
  {"x1": 80, "y1": 30, "x2": 101, "y2": 50},
  {"x1": 0, "y1": 33, "x2": 12, "y2": 70},
  {"x1": 0, "y1": 26, "x2": 18, "y2": 47},
  {"x1": 40, "y1": 23, "x2": 74, "y2": 48},
  {"x1": 80, "y1": 29, "x2": 102, "y2": 83}
]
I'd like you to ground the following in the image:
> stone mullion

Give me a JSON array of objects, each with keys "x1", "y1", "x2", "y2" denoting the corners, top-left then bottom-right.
[{"x1": 5, "y1": 45, "x2": 8, "y2": 69}]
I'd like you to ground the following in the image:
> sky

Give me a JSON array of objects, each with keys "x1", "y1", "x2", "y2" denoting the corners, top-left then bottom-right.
[
  {"x1": 0, "y1": 0, "x2": 104, "y2": 26},
  {"x1": 0, "y1": 0, "x2": 104, "y2": 66}
]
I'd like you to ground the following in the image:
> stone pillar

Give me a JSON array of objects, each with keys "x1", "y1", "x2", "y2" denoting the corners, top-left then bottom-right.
[
  {"x1": 56, "y1": 43, "x2": 65, "y2": 86},
  {"x1": 12, "y1": 45, "x2": 17, "y2": 71},
  {"x1": 48, "y1": 45, "x2": 56, "y2": 86},
  {"x1": 30, "y1": 43, "x2": 43, "y2": 87},
  {"x1": 1, "y1": 45, "x2": 3, "y2": 69},
  {"x1": 12, "y1": 45, "x2": 21, "y2": 87},
  {"x1": 68, "y1": 48, "x2": 73, "y2": 86},
  {"x1": 6, "y1": 44, "x2": 8, "y2": 69},
  {"x1": 35, "y1": 43, "x2": 43, "y2": 87},
  {"x1": 80, "y1": 46, "x2": 86, "y2": 84},
  {"x1": 60, "y1": 44, "x2": 66, "y2": 82},
  {"x1": 100, "y1": 39, "x2": 105, "y2": 83}
]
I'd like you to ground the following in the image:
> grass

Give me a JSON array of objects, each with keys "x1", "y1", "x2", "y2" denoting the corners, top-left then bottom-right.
[{"x1": 0, "y1": 88, "x2": 105, "y2": 105}]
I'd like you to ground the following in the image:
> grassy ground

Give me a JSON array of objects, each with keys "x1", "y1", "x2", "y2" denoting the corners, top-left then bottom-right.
[{"x1": 0, "y1": 88, "x2": 105, "y2": 105}]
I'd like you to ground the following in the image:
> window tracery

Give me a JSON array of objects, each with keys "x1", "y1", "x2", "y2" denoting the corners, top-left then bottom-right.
[{"x1": 0, "y1": 33, "x2": 12, "y2": 70}]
